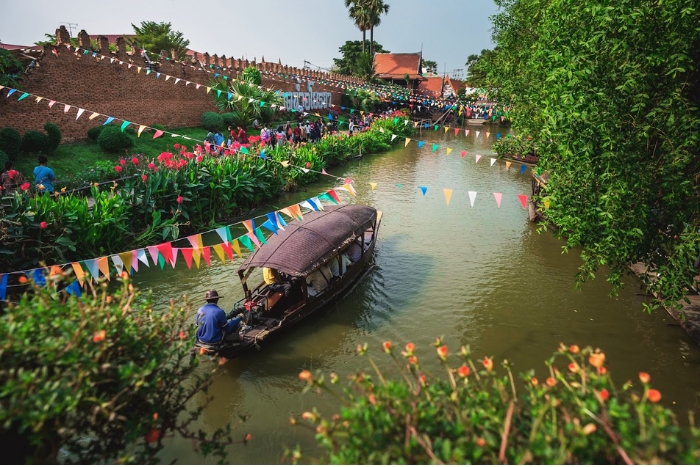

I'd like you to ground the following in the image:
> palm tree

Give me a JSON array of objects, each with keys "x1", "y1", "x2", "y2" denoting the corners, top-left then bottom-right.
[
  {"x1": 345, "y1": 0, "x2": 372, "y2": 53},
  {"x1": 366, "y1": 0, "x2": 390, "y2": 58}
]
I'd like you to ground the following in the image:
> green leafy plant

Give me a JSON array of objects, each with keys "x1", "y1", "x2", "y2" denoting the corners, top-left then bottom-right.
[
  {"x1": 200, "y1": 112, "x2": 224, "y2": 131},
  {"x1": 293, "y1": 340, "x2": 700, "y2": 464},
  {"x1": 97, "y1": 125, "x2": 134, "y2": 152},
  {"x1": 0, "y1": 149, "x2": 8, "y2": 167},
  {"x1": 0, "y1": 127, "x2": 21, "y2": 160},
  {"x1": 240, "y1": 66, "x2": 262, "y2": 85},
  {"x1": 87, "y1": 125, "x2": 104, "y2": 142},
  {"x1": 43, "y1": 122, "x2": 62, "y2": 154},
  {"x1": 128, "y1": 21, "x2": 190, "y2": 61},
  {"x1": 20, "y1": 130, "x2": 49, "y2": 155},
  {"x1": 0, "y1": 274, "x2": 244, "y2": 464}
]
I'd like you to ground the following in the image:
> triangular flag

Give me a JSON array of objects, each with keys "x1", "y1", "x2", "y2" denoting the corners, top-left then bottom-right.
[
  {"x1": 156, "y1": 242, "x2": 173, "y2": 264},
  {"x1": 17, "y1": 92, "x2": 29, "y2": 101},
  {"x1": 443, "y1": 188, "x2": 453, "y2": 205},
  {"x1": 239, "y1": 234, "x2": 255, "y2": 252},
  {"x1": 64, "y1": 104, "x2": 71, "y2": 113},
  {"x1": 48, "y1": 100, "x2": 56, "y2": 108},
  {"x1": 520, "y1": 165, "x2": 527, "y2": 175},
  {"x1": 118, "y1": 252, "x2": 133, "y2": 275},
  {"x1": 216, "y1": 226, "x2": 231, "y2": 244},
  {"x1": 137, "y1": 249, "x2": 149, "y2": 267},
  {"x1": 137, "y1": 125, "x2": 147, "y2": 137},
  {"x1": 213, "y1": 244, "x2": 227, "y2": 264},
  {"x1": 103, "y1": 116, "x2": 114, "y2": 125},
  {"x1": 342, "y1": 183, "x2": 356, "y2": 196},
  {"x1": 419, "y1": 186, "x2": 428, "y2": 196},
  {"x1": 180, "y1": 248, "x2": 194, "y2": 269},
  {"x1": 369, "y1": 182, "x2": 377, "y2": 191},
  {"x1": 505, "y1": 161, "x2": 512, "y2": 170},
  {"x1": 242, "y1": 219, "x2": 256, "y2": 234},
  {"x1": 97, "y1": 256, "x2": 110, "y2": 280},
  {"x1": 261, "y1": 219, "x2": 279, "y2": 235},
  {"x1": 231, "y1": 239, "x2": 243, "y2": 258},
  {"x1": 89, "y1": 112, "x2": 100, "y2": 120},
  {"x1": 202, "y1": 246, "x2": 211, "y2": 266},
  {"x1": 280, "y1": 160, "x2": 290, "y2": 168},
  {"x1": 321, "y1": 168, "x2": 329, "y2": 175},
  {"x1": 475, "y1": 154, "x2": 482, "y2": 163},
  {"x1": 446, "y1": 148, "x2": 453, "y2": 155},
  {"x1": 255, "y1": 227, "x2": 267, "y2": 245},
  {"x1": 461, "y1": 150, "x2": 467, "y2": 157},
  {"x1": 147, "y1": 245, "x2": 160, "y2": 265},
  {"x1": 111, "y1": 255, "x2": 124, "y2": 275},
  {"x1": 476, "y1": 131, "x2": 480, "y2": 137},
  {"x1": 120, "y1": 121, "x2": 130, "y2": 132},
  {"x1": 404, "y1": 137, "x2": 410, "y2": 147},
  {"x1": 310, "y1": 196, "x2": 324, "y2": 210},
  {"x1": 465, "y1": 129, "x2": 470, "y2": 136},
  {"x1": 75, "y1": 108, "x2": 85, "y2": 120},
  {"x1": 486, "y1": 132, "x2": 490, "y2": 138},
  {"x1": 468, "y1": 191, "x2": 477, "y2": 208},
  {"x1": 493, "y1": 192, "x2": 503, "y2": 208},
  {"x1": 417, "y1": 141, "x2": 425, "y2": 149},
  {"x1": 490, "y1": 158, "x2": 496, "y2": 166},
  {"x1": 169, "y1": 248, "x2": 179, "y2": 268},
  {"x1": 444, "y1": 126, "x2": 449, "y2": 133},
  {"x1": 431, "y1": 143, "x2": 439, "y2": 152},
  {"x1": 454, "y1": 128, "x2": 460, "y2": 136},
  {"x1": 65, "y1": 280, "x2": 82, "y2": 297},
  {"x1": 153, "y1": 130, "x2": 164, "y2": 139},
  {"x1": 0, "y1": 274, "x2": 6, "y2": 301},
  {"x1": 391, "y1": 134, "x2": 398, "y2": 141},
  {"x1": 518, "y1": 194, "x2": 528, "y2": 209},
  {"x1": 84, "y1": 258, "x2": 100, "y2": 281},
  {"x1": 71, "y1": 262, "x2": 87, "y2": 286},
  {"x1": 326, "y1": 190, "x2": 342, "y2": 205},
  {"x1": 544, "y1": 199, "x2": 551, "y2": 209}
]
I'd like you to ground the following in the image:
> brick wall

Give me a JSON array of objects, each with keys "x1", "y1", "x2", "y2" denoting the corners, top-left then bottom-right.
[{"x1": 0, "y1": 28, "x2": 349, "y2": 141}]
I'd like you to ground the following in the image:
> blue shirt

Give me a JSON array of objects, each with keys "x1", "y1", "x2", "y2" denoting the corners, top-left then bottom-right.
[
  {"x1": 33, "y1": 166, "x2": 56, "y2": 193},
  {"x1": 196, "y1": 303, "x2": 241, "y2": 343}
]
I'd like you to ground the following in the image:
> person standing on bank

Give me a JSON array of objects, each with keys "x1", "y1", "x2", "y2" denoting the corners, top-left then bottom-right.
[
  {"x1": 33, "y1": 155, "x2": 56, "y2": 194},
  {"x1": 196, "y1": 290, "x2": 243, "y2": 344}
]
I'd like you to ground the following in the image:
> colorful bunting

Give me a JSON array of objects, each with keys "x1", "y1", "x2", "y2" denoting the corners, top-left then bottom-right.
[
  {"x1": 443, "y1": 188, "x2": 453, "y2": 205},
  {"x1": 505, "y1": 161, "x2": 512, "y2": 170},
  {"x1": 520, "y1": 165, "x2": 527, "y2": 175},
  {"x1": 493, "y1": 192, "x2": 503, "y2": 208}
]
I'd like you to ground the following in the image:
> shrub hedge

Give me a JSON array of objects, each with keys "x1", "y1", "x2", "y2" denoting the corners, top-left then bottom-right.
[
  {"x1": 87, "y1": 125, "x2": 104, "y2": 141},
  {"x1": 20, "y1": 130, "x2": 49, "y2": 155},
  {"x1": 0, "y1": 127, "x2": 21, "y2": 160},
  {"x1": 43, "y1": 122, "x2": 62, "y2": 154},
  {"x1": 97, "y1": 125, "x2": 134, "y2": 152},
  {"x1": 201, "y1": 112, "x2": 224, "y2": 131}
]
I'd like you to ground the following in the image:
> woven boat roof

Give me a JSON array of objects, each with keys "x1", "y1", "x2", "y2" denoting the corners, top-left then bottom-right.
[{"x1": 238, "y1": 204, "x2": 377, "y2": 277}]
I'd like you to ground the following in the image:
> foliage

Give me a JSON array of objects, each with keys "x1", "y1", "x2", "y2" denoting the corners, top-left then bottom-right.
[
  {"x1": 200, "y1": 112, "x2": 224, "y2": 131},
  {"x1": 1, "y1": 114, "x2": 413, "y2": 272},
  {"x1": 240, "y1": 66, "x2": 262, "y2": 85},
  {"x1": 209, "y1": 78, "x2": 283, "y2": 126},
  {"x1": 353, "y1": 52, "x2": 376, "y2": 83},
  {"x1": 20, "y1": 130, "x2": 49, "y2": 155},
  {"x1": 0, "y1": 149, "x2": 8, "y2": 167},
  {"x1": 341, "y1": 88, "x2": 382, "y2": 112},
  {"x1": 333, "y1": 40, "x2": 389, "y2": 76},
  {"x1": 128, "y1": 21, "x2": 190, "y2": 61},
  {"x1": 492, "y1": 134, "x2": 536, "y2": 158},
  {"x1": 344, "y1": 0, "x2": 372, "y2": 53},
  {"x1": 221, "y1": 112, "x2": 236, "y2": 128},
  {"x1": 465, "y1": 48, "x2": 496, "y2": 90},
  {"x1": 422, "y1": 59, "x2": 438, "y2": 75},
  {"x1": 0, "y1": 49, "x2": 23, "y2": 88},
  {"x1": 486, "y1": 0, "x2": 700, "y2": 310},
  {"x1": 43, "y1": 122, "x2": 62, "y2": 154},
  {"x1": 293, "y1": 340, "x2": 700, "y2": 464},
  {"x1": 34, "y1": 33, "x2": 79, "y2": 48},
  {"x1": 87, "y1": 125, "x2": 104, "y2": 141},
  {"x1": 0, "y1": 275, "x2": 239, "y2": 464},
  {"x1": 97, "y1": 125, "x2": 134, "y2": 152},
  {"x1": 0, "y1": 127, "x2": 22, "y2": 160},
  {"x1": 364, "y1": 0, "x2": 390, "y2": 57}
]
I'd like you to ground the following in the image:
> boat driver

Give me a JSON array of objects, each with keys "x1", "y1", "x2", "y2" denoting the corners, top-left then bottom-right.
[{"x1": 196, "y1": 290, "x2": 244, "y2": 344}]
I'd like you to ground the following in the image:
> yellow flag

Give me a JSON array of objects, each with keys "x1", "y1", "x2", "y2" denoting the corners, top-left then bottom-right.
[
  {"x1": 137, "y1": 67, "x2": 142, "y2": 73},
  {"x1": 206, "y1": 86, "x2": 211, "y2": 94},
  {"x1": 137, "y1": 125, "x2": 146, "y2": 137},
  {"x1": 446, "y1": 148, "x2": 453, "y2": 155},
  {"x1": 119, "y1": 252, "x2": 133, "y2": 275},
  {"x1": 505, "y1": 161, "x2": 512, "y2": 170},
  {"x1": 405, "y1": 138, "x2": 411, "y2": 147},
  {"x1": 281, "y1": 160, "x2": 290, "y2": 168},
  {"x1": 35, "y1": 96, "x2": 43, "y2": 103},
  {"x1": 89, "y1": 112, "x2": 100, "y2": 120},
  {"x1": 544, "y1": 200, "x2": 551, "y2": 209},
  {"x1": 71, "y1": 262, "x2": 87, "y2": 286},
  {"x1": 231, "y1": 239, "x2": 243, "y2": 259},
  {"x1": 443, "y1": 188, "x2": 453, "y2": 206},
  {"x1": 213, "y1": 244, "x2": 227, "y2": 263},
  {"x1": 444, "y1": 126, "x2": 449, "y2": 133},
  {"x1": 369, "y1": 182, "x2": 377, "y2": 191}
]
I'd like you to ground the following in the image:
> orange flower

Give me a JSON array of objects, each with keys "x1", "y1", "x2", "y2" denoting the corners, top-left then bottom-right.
[
  {"x1": 569, "y1": 345, "x2": 580, "y2": 354},
  {"x1": 600, "y1": 389, "x2": 609, "y2": 401},
  {"x1": 144, "y1": 428, "x2": 160, "y2": 443},
  {"x1": 639, "y1": 372, "x2": 650, "y2": 384},
  {"x1": 419, "y1": 374, "x2": 427, "y2": 386},
  {"x1": 92, "y1": 330, "x2": 106, "y2": 343},
  {"x1": 482, "y1": 357, "x2": 493, "y2": 372},
  {"x1": 583, "y1": 423, "x2": 597, "y2": 435},
  {"x1": 179, "y1": 331, "x2": 186, "y2": 340},
  {"x1": 408, "y1": 356, "x2": 418, "y2": 365},
  {"x1": 298, "y1": 370, "x2": 312, "y2": 382},
  {"x1": 382, "y1": 341, "x2": 392, "y2": 353},
  {"x1": 531, "y1": 377, "x2": 538, "y2": 386},
  {"x1": 18, "y1": 276, "x2": 28, "y2": 284},
  {"x1": 437, "y1": 345, "x2": 448, "y2": 360},
  {"x1": 598, "y1": 366, "x2": 607, "y2": 376},
  {"x1": 647, "y1": 389, "x2": 661, "y2": 403},
  {"x1": 588, "y1": 352, "x2": 606, "y2": 368},
  {"x1": 368, "y1": 394, "x2": 377, "y2": 405},
  {"x1": 301, "y1": 412, "x2": 315, "y2": 421},
  {"x1": 153, "y1": 413, "x2": 159, "y2": 421},
  {"x1": 476, "y1": 438, "x2": 486, "y2": 447},
  {"x1": 457, "y1": 365, "x2": 470, "y2": 378},
  {"x1": 546, "y1": 377, "x2": 556, "y2": 387},
  {"x1": 568, "y1": 362, "x2": 580, "y2": 373},
  {"x1": 405, "y1": 342, "x2": 415, "y2": 354},
  {"x1": 245, "y1": 433, "x2": 252, "y2": 441}
]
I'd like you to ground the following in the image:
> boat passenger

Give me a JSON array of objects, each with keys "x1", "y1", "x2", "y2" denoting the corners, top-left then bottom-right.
[
  {"x1": 306, "y1": 264, "x2": 332, "y2": 296},
  {"x1": 196, "y1": 290, "x2": 243, "y2": 343},
  {"x1": 347, "y1": 239, "x2": 362, "y2": 263},
  {"x1": 263, "y1": 267, "x2": 283, "y2": 285}
]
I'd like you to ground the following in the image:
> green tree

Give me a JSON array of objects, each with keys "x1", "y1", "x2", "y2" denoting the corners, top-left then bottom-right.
[
  {"x1": 365, "y1": 0, "x2": 390, "y2": 58},
  {"x1": 0, "y1": 49, "x2": 23, "y2": 88},
  {"x1": 34, "y1": 33, "x2": 78, "y2": 47},
  {"x1": 240, "y1": 66, "x2": 262, "y2": 85},
  {"x1": 487, "y1": 0, "x2": 700, "y2": 309},
  {"x1": 0, "y1": 276, "x2": 238, "y2": 464},
  {"x1": 210, "y1": 77, "x2": 283, "y2": 127},
  {"x1": 422, "y1": 59, "x2": 438, "y2": 75},
  {"x1": 465, "y1": 49, "x2": 495, "y2": 89},
  {"x1": 129, "y1": 21, "x2": 190, "y2": 60},
  {"x1": 344, "y1": 0, "x2": 372, "y2": 53},
  {"x1": 333, "y1": 40, "x2": 389, "y2": 76}
]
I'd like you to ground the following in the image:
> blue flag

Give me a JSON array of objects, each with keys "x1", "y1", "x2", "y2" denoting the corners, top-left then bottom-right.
[
  {"x1": 417, "y1": 141, "x2": 424, "y2": 149},
  {"x1": 520, "y1": 165, "x2": 527, "y2": 175},
  {"x1": 419, "y1": 186, "x2": 428, "y2": 196}
]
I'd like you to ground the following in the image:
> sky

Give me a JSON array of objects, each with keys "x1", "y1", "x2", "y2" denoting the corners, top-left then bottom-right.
[{"x1": 0, "y1": 0, "x2": 498, "y2": 77}]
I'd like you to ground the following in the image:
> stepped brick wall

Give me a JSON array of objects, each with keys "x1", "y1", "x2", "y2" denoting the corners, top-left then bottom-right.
[{"x1": 0, "y1": 26, "x2": 355, "y2": 141}]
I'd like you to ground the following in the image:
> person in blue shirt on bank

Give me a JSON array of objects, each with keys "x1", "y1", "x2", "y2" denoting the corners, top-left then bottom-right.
[
  {"x1": 33, "y1": 155, "x2": 56, "y2": 194},
  {"x1": 196, "y1": 290, "x2": 243, "y2": 344}
]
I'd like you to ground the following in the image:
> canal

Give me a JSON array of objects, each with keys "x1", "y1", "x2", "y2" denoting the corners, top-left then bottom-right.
[{"x1": 132, "y1": 128, "x2": 700, "y2": 464}]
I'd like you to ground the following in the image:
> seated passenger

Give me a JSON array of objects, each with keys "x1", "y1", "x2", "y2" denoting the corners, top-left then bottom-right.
[
  {"x1": 347, "y1": 239, "x2": 362, "y2": 263},
  {"x1": 306, "y1": 264, "x2": 332, "y2": 296},
  {"x1": 329, "y1": 255, "x2": 341, "y2": 278},
  {"x1": 340, "y1": 252, "x2": 352, "y2": 272},
  {"x1": 263, "y1": 267, "x2": 283, "y2": 285},
  {"x1": 196, "y1": 290, "x2": 243, "y2": 344}
]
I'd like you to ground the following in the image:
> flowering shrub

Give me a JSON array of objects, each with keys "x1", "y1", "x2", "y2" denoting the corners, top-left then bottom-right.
[
  {"x1": 0, "y1": 274, "x2": 245, "y2": 464},
  {"x1": 292, "y1": 340, "x2": 700, "y2": 464}
]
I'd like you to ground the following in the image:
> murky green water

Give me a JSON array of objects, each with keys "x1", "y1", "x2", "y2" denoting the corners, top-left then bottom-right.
[{"x1": 132, "y1": 127, "x2": 700, "y2": 464}]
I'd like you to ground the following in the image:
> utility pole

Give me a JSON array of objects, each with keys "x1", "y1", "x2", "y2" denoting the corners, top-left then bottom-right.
[{"x1": 60, "y1": 23, "x2": 78, "y2": 37}]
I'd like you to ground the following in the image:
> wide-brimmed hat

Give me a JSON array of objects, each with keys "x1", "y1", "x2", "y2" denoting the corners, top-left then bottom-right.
[{"x1": 205, "y1": 290, "x2": 223, "y2": 300}]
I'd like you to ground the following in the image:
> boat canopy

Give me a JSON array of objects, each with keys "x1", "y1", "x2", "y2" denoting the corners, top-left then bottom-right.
[{"x1": 237, "y1": 204, "x2": 377, "y2": 277}]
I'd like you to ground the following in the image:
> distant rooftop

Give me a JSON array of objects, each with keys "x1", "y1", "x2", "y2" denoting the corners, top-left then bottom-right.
[{"x1": 373, "y1": 52, "x2": 423, "y2": 80}]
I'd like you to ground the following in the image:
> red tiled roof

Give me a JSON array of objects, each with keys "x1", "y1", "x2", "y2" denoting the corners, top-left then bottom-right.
[
  {"x1": 418, "y1": 76, "x2": 445, "y2": 96},
  {"x1": 374, "y1": 53, "x2": 422, "y2": 79},
  {"x1": 447, "y1": 78, "x2": 464, "y2": 92}
]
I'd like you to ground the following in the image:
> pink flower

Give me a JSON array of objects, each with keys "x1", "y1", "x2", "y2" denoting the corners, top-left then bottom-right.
[
  {"x1": 306, "y1": 162, "x2": 311, "y2": 169},
  {"x1": 148, "y1": 162, "x2": 156, "y2": 170},
  {"x1": 141, "y1": 175, "x2": 148, "y2": 182},
  {"x1": 174, "y1": 143, "x2": 181, "y2": 149},
  {"x1": 131, "y1": 157, "x2": 139, "y2": 165},
  {"x1": 119, "y1": 158, "x2": 126, "y2": 166},
  {"x1": 196, "y1": 155, "x2": 203, "y2": 163},
  {"x1": 20, "y1": 182, "x2": 30, "y2": 191},
  {"x1": 176, "y1": 195, "x2": 184, "y2": 204},
  {"x1": 39, "y1": 221, "x2": 48, "y2": 229},
  {"x1": 114, "y1": 165, "x2": 123, "y2": 173}
]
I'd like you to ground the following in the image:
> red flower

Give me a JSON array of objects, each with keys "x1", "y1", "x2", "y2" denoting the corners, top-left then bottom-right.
[
  {"x1": 119, "y1": 158, "x2": 126, "y2": 166},
  {"x1": 569, "y1": 345, "x2": 580, "y2": 354},
  {"x1": 114, "y1": 165, "x2": 123, "y2": 173},
  {"x1": 476, "y1": 438, "x2": 486, "y2": 447},
  {"x1": 144, "y1": 428, "x2": 161, "y2": 443},
  {"x1": 179, "y1": 331, "x2": 186, "y2": 340},
  {"x1": 639, "y1": 372, "x2": 650, "y2": 384},
  {"x1": 382, "y1": 341, "x2": 392, "y2": 353},
  {"x1": 21, "y1": 182, "x2": 31, "y2": 191},
  {"x1": 647, "y1": 389, "x2": 661, "y2": 403},
  {"x1": 148, "y1": 162, "x2": 155, "y2": 170},
  {"x1": 568, "y1": 362, "x2": 580, "y2": 373},
  {"x1": 408, "y1": 356, "x2": 418, "y2": 365},
  {"x1": 39, "y1": 221, "x2": 48, "y2": 229},
  {"x1": 531, "y1": 377, "x2": 538, "y2": 386},
  {"x1": 598, "y1": 366, "x2": 607, "y2": 376},
  {"x1": 299, "y1": 370, "x2": 312, "y2": 382},
  {"x1": 482, "y1": 357, "x2": 493, "y2": 372},
  {"x1": 306, "y1": 162, "x2": 311, "y2": 169},
  {"x1": 405, "y1": 342, "x2": 415, "y2": 354},
  {"x1": 546, "y1": 377, "x2": 556, "y2": 387},
  {"x1": 141, "y1": 175, "x2": 148, "y2": 182},
  {"x1": 174, "y1": 143, "x2": 180, "y2": 149},
  {"x1": 92, "y1": 330, "x2": 106, "y2": 343},
  {"x1": 457, "y1": 364, "x2": 470, "y2": 378},
  {"x1": 436, "y1": 345, "x2": 448, "y2": 361},
  {"x1": 176, "y1": 196, "x2": 184, "y2": 204},
  {"x1": 131, "y1": 157, "x2": 139, "y2": 165},
  {"x1": 600, "y1": 389, "x2": 609, "y2": 401},
  {"x1": 196, "y1": 155, "x2": 203, "y2": 163},
  {"x1": 18, "y1": 276, "x2": 28, "y2": 284}
]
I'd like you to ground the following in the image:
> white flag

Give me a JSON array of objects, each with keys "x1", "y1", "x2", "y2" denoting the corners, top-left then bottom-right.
[
  {"x1": 75, "y1": 108, "x2": 85, "y2": 120},
  {"x1": 490, "y1": 158, "x2": 496, "y2": 166},
  {"x1": 476, "y1": 131, "x2": 480, "y2": 137},
  {"x1": 468, "y1": 191, "x2": 477, "y2": 208},
  {"x1": 391, "y1": 134, "x2": 397, "y2": 141}
]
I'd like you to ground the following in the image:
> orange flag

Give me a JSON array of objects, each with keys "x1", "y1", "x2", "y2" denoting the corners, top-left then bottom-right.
[
  {"x1": 97, "y1": 256, "x2": 110, "y2": 280},
  {"x1": 505, "y1": 161, "x2": 512, "y2": 170},
  {"x1": 71, "y1": 262, "x2": 87, "y2": 286},
  {"x1": 443, "y1": 188, "x2": 453, "y2": 205}
]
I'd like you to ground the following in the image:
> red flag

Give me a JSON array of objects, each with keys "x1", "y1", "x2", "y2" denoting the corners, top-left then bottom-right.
[
  {"x1": 221, "y1": 242, "x2": 234, "y2": 261},
  {"x1": 202, "y1": 246, "x2": 211, "y2": 266},
  {"x1": 454, "y1": 128, "x2": 459, "y2": 136},
  {"x1": 156, "y1": 242, "x2": 173, "y2": 263},
  {"x1": 517, "y1": 194, "x2": 528, "y2": 209},
  {"x1": 180, "y1": 248, "x2": 194, "y2": 269},
  {"x1": 461, "y1": 150, "x2": 467, "y2": 157}
]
